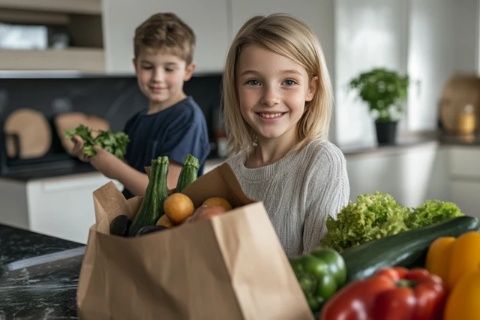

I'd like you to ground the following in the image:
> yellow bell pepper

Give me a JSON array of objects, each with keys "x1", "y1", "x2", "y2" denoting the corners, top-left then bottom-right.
[
  {"x1": 425, "y1": 231, "x2": 480, "y2": 289},
  {"x1": 444, "y1": 269, "x2": 480, "y2": 320},
  {"x1": 425, "y1": 236, "x2": 455, "y2": 281},
  {"x1": 448, "y1": 231, "x2": 480, "y2": 288}
]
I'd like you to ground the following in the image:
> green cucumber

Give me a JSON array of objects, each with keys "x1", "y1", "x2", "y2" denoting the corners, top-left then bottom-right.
[
  {"x1": 341, "y1": 215, "x2": 480, "y2": 282},
  {"x1": 128, "y1": 156, "x2": 169, "y2": 236},
  {"x1": 175, "y1": 154, "x2": 199, "y2": 192}
]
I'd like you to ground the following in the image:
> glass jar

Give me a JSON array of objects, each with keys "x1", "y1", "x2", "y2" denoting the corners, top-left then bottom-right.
[{"x1": 457, "y1": 104, "x2": 476, "y2": 136}]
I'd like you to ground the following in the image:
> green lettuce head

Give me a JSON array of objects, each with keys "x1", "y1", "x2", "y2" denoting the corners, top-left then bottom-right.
[{"x1": 321, "y1": 192, "x2": 410, "y2": 251}]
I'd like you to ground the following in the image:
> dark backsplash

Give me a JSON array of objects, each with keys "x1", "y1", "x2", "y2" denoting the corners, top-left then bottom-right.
[{"x1": 0, "y1": 73, "x2": 223, "y2": 174}]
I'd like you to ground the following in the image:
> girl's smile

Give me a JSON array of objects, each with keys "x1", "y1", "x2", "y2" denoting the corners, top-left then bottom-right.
[{"x1": 257, "y1": 111, "x2": 287, "y2": 120}]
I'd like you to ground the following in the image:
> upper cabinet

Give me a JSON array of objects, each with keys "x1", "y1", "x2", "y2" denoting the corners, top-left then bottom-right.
[
  {"x1": 0, "y1": 0, "x2": 335, "y2": 74},
  {"x1": 0, "y1": 0, "x2": 105, "y2": 72},
  {"x1": 0, "y1": 0, "x2": 102, "y2": 14}
]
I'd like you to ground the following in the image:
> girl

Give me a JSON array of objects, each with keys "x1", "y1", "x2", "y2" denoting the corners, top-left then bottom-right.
[{"x1": 223, "y1": 14, "x2": 350, "y2": 257}]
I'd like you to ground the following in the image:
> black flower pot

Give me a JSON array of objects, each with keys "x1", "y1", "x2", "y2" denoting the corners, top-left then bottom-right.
[{"x1": 375, "y1": 120, "x2": 398, "y2": 145}]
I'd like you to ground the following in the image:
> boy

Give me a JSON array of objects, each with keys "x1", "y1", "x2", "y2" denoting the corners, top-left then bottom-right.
[{"x1": 72, "y1": 13, "x2": 211, "y2": 198}]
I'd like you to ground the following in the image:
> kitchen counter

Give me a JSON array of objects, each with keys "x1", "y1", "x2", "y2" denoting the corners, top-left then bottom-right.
[
  {"x1": 0, "y1": 223, "x2": 83, "y2": 319},
  {"x1": 438, "y1": 132, "x2": 480, "y2": 146},
  {"x1": 0, "y1": 160, "x2": 95, "y2": 182},
  {"x1": 341, "y1": 130, "x2": 439, "y2": 156},
  {"x1": 340, "y1": 130, "x2": 480, "y2": 154},
  {"x1": 3, "y1": 130, "x2": 480, "y2": 182}
]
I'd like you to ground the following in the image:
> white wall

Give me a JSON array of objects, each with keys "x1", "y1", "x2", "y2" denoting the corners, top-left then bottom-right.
[
  {"x1": 333, "y1": 0, "x2": 480, "y2": 147},
  {"x1": 103, "y1": 0, "x2": 480, "y2": 142},
  {"x1": 102, "y1": 0, "x2": 230, "y2": 74},
  {"x1": 334, "y1": 0, "x2": 410, "y2": 148},
  {"x1": 230, "y1": 0, "x2": 335, "y2": 86},
  {"x1": 102, "y1": 0, "x2": 334, "y2": 75},
  {"x1": 407, "y1": 0, "x2": 479, "y2": 131}
]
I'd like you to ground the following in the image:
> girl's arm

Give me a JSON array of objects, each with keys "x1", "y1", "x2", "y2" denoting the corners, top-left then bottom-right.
[{"x1": 302, "y1": 151, "x2": 350, "y2": 254}]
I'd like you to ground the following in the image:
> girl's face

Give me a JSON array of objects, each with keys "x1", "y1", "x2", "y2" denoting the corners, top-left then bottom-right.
[
  {"x1": 236, "y1": 45, "x2": 316, "y2": 145},
  {"x1": 134, "y1": 48, "x2": 194, "y2": 112}
]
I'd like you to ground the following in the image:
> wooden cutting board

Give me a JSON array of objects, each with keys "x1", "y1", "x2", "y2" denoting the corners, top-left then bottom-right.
[
  {"x1": 4, "y1": 108, "x2": 52, "y2": 159},
  {"x1": 54, "y1": 112, "x2": 110, "y2": 155}
]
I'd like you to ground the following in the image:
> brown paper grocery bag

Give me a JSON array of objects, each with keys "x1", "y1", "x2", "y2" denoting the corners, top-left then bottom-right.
[{"x1": 77, "y1": 164, "x2": 313, "y2": 320}]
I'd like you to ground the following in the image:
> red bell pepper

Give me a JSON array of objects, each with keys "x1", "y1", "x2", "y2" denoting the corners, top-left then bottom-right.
[{"x1": 320, "y1": 267, "x2": 447, "y2": 320}]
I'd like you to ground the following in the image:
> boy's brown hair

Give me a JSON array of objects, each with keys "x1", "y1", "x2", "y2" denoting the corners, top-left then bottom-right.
[{"x1": 134, "y1": 13, "x2": 196, "y2": 64}]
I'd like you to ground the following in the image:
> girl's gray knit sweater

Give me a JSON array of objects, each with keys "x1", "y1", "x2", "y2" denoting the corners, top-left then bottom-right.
[{"x1": 226, "y1": 139, "x2": 350, "y2": 257}]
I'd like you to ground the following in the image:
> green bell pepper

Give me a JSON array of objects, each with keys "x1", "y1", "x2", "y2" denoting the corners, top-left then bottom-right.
[{"x1": 290, "y1": 248, "x2": 346, "y2": 312}]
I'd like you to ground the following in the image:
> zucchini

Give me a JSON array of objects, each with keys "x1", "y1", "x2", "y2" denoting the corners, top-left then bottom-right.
[
  {"x1": 128, "y1": 156, "x2": 169, "y2": 236},
  {"x1": 175, "y1": 154, "x2": 199, "y2": 192},
  {"x1": 341, "y1": 215, "x2": 480, "y2": 282}
]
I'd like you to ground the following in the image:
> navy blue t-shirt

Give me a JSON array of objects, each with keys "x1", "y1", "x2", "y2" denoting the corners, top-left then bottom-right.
[{"x1": 123, "y1": 96, "x2": 210, "y2": 198}]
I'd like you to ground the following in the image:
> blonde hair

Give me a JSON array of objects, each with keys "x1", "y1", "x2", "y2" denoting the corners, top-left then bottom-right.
[
  {"x1": 134, "y1": 13, "x2": 195, "y2": 64},
  {"x1": 223, "y1": 14, "x2": 333, "y2": 154}
]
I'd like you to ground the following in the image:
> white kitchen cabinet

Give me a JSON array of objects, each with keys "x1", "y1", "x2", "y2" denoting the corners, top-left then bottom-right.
[
  {"x1": 448, "y1": 146, "x2": 480, "y2": 217},
  {"x1": 0, "y1": 172, "x2": 121, "y2": 243},
  {"x1": 0, "y1": 159, "x2": 221, "y2": 243},
  {"x1": 102, "y1": 0, "x2": 230, "y2": 74},
  {"x1": 450, "y1": 180, "x2": 480, "y2": 217},
  {"x1": 346, "y1": 141, "x2": 449, "y2": 207},
  {"x1": 449, "y1": 146, "x2": 480, "y2": 178},
  {"x1": 0, "y1": 178, "x2": 30, "y2": 228}
]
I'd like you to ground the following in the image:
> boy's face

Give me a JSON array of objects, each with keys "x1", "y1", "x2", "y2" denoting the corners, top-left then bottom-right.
[
  {"x1": 133, "y1": 48, "x2": 195, "y2": 111},
  {"x1": 235, "y1": 45, "x2": 317, "y2": 146}
]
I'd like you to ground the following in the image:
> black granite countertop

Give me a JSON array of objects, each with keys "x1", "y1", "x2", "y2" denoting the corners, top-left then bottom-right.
[
  {"x1": 0, "y1": 160, "x2": 96, "y2": 182},
  {"x1": 0, "y1": 224, "x2": 84, "y2": 319}
]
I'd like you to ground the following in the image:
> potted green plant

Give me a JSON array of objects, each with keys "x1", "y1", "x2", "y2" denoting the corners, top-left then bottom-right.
[{"x1": 349, "y1": 68, "x2": 409, "y2": 145}]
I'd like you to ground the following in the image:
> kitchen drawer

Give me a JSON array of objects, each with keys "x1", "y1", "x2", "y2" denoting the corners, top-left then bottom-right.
[{"x1": 449, "y1": 146, "x2": 480, "y2": 179}]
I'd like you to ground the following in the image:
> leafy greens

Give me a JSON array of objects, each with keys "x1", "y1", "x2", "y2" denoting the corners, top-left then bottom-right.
[
  {"x1": 406, "y1": 200, "x2": 463, "y2": 229},
  {"x1": 321, "y1": 192, "x2": 464, "y2": 251},
  {"x1": 65, "y1": 124, "x2": 130, "y2": 160}
]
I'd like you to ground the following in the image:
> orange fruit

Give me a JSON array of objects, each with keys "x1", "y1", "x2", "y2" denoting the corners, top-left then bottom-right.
[
  {"x1": 198, "y1": 206, "x2": 227, "y2": 220},
  {"x1": 189, "y1": 205, "x2": 227, "y2": 222},
  {"x1": 202, "y1": 197, "x2": 232, "y2": 211},
  {"x1": 156, "y1": 214, "x2": 173, "y2": 228},
  {"x1": 164, "y1": 193, "x2": 195, "y2": 225}
]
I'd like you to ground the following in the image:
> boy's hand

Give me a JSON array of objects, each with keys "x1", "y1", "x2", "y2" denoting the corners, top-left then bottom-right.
[
  {"x1": 65, "y1": 124, "x2": 129, "y2": 160},
  {"x1": 71, "y1": 135, "x2": 91, "y2": 162}
]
